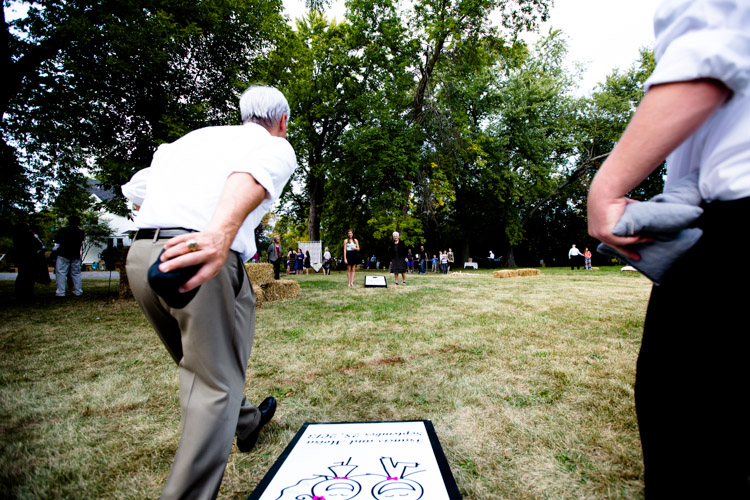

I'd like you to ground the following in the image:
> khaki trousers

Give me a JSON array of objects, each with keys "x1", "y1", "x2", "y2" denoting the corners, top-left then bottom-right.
[{"x1": 127, "y1": 239, "x2": 261, "y2": 500}]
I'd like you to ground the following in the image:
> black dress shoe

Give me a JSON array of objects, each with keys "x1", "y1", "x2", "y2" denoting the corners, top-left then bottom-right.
[{"x1": 237, "y1": 397, "x2": 277, "y2": 453}]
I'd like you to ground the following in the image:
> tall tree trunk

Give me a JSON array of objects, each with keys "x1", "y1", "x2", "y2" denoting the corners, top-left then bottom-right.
[
  {"x1": 504, "y1": 247, "x2": 517, "y2": 268},
  {"x1": 308, "y1": 171, "x2": 324, "y2": 241},
  {"x1": 118, "y1": 246, "x2": 133, "y2": 299},
  {"x1": 461, "y1": 240, "x2": 470, "y2": 266}
]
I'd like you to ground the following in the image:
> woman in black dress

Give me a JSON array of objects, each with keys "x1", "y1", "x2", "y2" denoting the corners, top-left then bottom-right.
[
  {"x1": 389, "y1": 231, "x2": 407, "y2": 286},
  {"x1": 343, "y1": 229, "x2": 360, "y2": 287},
  {"x1": 286, "y1": 249, "x2": 294, "y2": 275}
]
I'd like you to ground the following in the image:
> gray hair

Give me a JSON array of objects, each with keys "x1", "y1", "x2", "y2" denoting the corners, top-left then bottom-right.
[
  {"x1": 240, "y1": 85, "x2": 290, "y2": 129},
  {"x1": 392, "y1": 231, "x2": 399, "y2": 238}
]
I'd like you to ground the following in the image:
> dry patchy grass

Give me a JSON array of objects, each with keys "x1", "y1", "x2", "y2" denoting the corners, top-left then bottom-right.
[{"x1": 0, "y1": 267, "x2": 651, "y2": 499}]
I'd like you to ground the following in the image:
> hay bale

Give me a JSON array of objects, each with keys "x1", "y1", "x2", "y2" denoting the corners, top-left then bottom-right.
[
  {"x1": 253, "y1": 284, "x2": 265, "y2": 309},
  {"x1": 245, "y1": 263, "x2": 274, "y2": 286},
  {"x1": 518, "y1": 268, "x2": 540, "y2": 277},
  {"x1": 262, "y1": 279, "x2": 300, "y2": 302},
  {"x1": 493, "y1": 269, "x2": 519, "y2": 279}
]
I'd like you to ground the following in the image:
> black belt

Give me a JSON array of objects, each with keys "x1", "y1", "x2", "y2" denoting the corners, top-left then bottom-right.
[{"x1": 134, "y1": 228, "x2": 196, "y2": 241}]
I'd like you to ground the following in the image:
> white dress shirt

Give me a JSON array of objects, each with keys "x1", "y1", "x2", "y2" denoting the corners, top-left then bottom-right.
[
  {"x1": 644, "y1": 0, "x2": 750, "y2": 202},
  {"x1": 130, "y1": 123, "x2": 296, "y2": 261}
]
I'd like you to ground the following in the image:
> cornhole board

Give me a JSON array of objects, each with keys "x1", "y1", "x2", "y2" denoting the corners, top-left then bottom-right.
[
  {"x1": 247, "y1": 420, "x2": 461, "y2": 500},
  {"x1": 364, "y1": 275, "x2": 388, "y2": 288}
]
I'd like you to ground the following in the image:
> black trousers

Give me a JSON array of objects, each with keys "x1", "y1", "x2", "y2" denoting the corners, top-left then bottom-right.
[
  {"x1": 271, "y1": 258, "x2": 281, "y2": 280},
  {"x1": 636, "y1": 198, "x2": 750, "y2": 498}
]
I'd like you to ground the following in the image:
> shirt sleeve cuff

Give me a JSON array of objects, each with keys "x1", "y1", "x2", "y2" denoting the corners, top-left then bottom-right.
[{"x1": 645, "y1": 29, "x2": 750, "y2": 96}]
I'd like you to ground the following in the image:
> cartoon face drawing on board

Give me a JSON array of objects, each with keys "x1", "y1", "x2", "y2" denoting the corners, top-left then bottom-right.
[
  {"x1": 371, "y1": 477, "x2": 424, "y2": 499},
  {"x1": 273, "y1": 459, "x2": 362, "y2": 500},
  {"x1": 310, "y1": 476, "x2": 362, "y2": 500},
  {"x1": 370, "y1": 457, "x2": 425, "y2": 500}
]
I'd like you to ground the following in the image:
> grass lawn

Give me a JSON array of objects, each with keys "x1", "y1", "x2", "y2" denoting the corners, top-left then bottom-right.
[{"x1": 1, "y1": 266, "x2": 651, "y2": 499}]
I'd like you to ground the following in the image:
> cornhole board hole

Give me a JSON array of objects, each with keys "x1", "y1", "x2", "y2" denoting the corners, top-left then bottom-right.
[
  {"x1": 364, "y1": 275, "x2": 388, "y2": 288},
  {"x1": 247, "y1": 420, "x2": 461, "y2": 500}
]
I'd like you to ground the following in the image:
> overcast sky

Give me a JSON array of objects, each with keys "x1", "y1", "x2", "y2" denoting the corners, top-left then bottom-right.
[{"x1": 281, "y1": 0, "x2": 660, "y2": 96}]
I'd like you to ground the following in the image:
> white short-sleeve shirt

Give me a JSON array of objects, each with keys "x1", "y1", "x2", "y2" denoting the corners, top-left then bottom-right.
[
  {"x1": 645, "y1": 0, "x2": 750, "y2": 202},
  {"x1": 130, "y1": 123, "x2": 296, "y2": 261}
]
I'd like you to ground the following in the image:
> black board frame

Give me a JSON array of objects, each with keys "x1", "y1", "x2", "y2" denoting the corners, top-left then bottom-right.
[{"x1": 247, "y1": 420, "x2": 461, "y2": 499}]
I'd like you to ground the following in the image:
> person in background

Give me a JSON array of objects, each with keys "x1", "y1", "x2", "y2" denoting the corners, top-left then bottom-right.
[
  {"x1": 322, "y1": 247, "x2": 332, "y2": 275},
  {"x1": 389, "y1": 231, "x2": 407, "y2": 286},
  {"x1": 407, "y1": 248, "x2": 414, "y2": 273},
  {"x1": 568, "y1": 244, "x2": 583, "y2": 270},
  {"x1": 295, "y1": 248, "x2": 304, "y2": 275},
  {"x1": 267, "y1": 235, "x2": 283, "y2": 280},
  {"x1": 587, "y1": 1, "x2": 749, "y2": 496},
  {"x1": 343, "y1": 229, "x2": 360, "y2": 287},
  {"x1": 286, "y1": 249, "x2": 294, "y2": 275},
  {"x1": 31, "y1": 225, "x2": 51, "y2": 286},
  {"x1": 55, "y1": 215, "x2": 85, "y2": 297},
  {"x1": 447, "y1": 248, "x2": 454, "y2": 272},
  {"x1": 583, "y1": 247, "x2": 592, "y2": 270},
  {"x1": 418, "y1": 245, "x2": 427, "y2": 274},
  {"x1": 440, "y1": 250, "x2": 448, "y2": 274},
  {"x1": 12, "y1": 223, "x2": 38, "y2": 300},
  {"x1": 431, "y1": 254, "x2": 438, "y2": 273},
  {"x1": 304, "y1": 250, "x2": 311, "y2": 275}
]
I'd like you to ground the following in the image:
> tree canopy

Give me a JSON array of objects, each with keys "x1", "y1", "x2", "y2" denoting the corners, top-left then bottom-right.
[
  {"x1": 2, "y1": 0, "x2": 287, "y2": 216},
  {"x1": 3, "y1": 0, "x2": 660, "y2": 267}
]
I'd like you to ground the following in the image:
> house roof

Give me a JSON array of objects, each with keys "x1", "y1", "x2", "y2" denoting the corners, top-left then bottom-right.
[{"x1": 86, "y1": 179, "x2": 117, "y2": 202}]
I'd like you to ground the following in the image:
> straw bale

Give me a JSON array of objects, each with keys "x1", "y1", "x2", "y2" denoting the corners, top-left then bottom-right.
[
  {"x1": 518, "y1": 268, "x2": 540, "y2": 277},
  {"x1": 493, "y1": 269, "x2": 519, "y2": 279},
  {"x1": 262, "y1": 279, "x2": 301, "y2": 302},
  {"x1": 253, "y1": 284, "x2": 265, "y2": 309},
  {"x1": 245, "y1": 263, "x2": 274, "y2": 286}
]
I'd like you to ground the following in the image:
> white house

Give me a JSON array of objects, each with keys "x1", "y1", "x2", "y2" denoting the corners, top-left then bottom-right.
[{"x1": 83, "y1": 180, "x2": 137, "y2": 267}]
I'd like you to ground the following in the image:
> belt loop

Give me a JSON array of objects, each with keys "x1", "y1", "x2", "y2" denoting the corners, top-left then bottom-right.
[{"x1": 153, "y1": 228, "x2": 160, "y2": 243}]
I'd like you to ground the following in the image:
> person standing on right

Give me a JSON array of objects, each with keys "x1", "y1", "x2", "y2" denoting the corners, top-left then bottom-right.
[
  {"x1": 55, "y1": 215, "x2": 85, "y2": 297},
  {"x1": 587, "y1": 1, "x2": 749, "y2": 497},
  {"x1": 583, "y1": 247, "x2": 592, "y2": 270}
]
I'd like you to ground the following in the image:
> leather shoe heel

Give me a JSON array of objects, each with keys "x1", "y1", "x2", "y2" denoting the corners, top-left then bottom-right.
[{"x1": 237, "y1": 397, "x2": 277, "y2": 453}]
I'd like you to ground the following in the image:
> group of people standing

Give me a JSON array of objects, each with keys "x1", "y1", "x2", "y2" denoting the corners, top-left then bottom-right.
[
  {"x1": 12, "y1": 216, "x2": 85, "y2": 300},
  {"x1": 284, "y1": 248, "x2": 311, "y2": 276},
  {"x1": 568, "y1": 244, "x2": 592, "y2": 270}
]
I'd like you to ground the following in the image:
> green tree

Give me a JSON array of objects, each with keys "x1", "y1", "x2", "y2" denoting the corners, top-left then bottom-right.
[
  {"x1": 266, "y1": 11, "x2": 357, "y2": 242},
  {"x1": 2, "y1": 0, "x2": 287, "y2": 217},
  {"x1": 79, "y1": 211, "x2": 114, "y2": 262},
  {"x1": 579, "y1": 49, "x2": 660, "y2": 200},
  {"x1": 269, "y1": 0, "x2": 550, "y2": 255}
]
